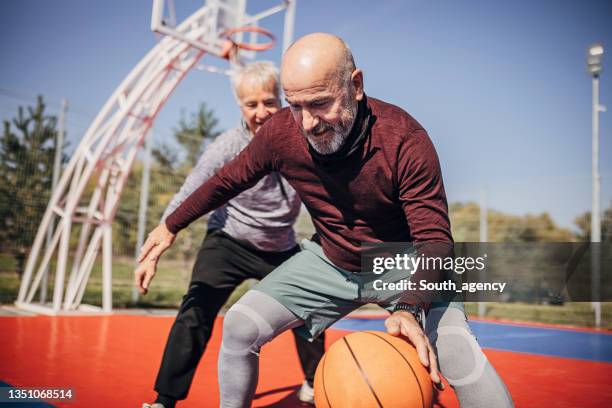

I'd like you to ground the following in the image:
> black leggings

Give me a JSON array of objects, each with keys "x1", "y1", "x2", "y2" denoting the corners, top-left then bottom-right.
[{"x1": 154, "y1": 230, "x2": 325, "y2": 401}]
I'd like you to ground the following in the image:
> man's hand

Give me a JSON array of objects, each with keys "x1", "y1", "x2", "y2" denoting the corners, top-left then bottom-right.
[
  {"x1": 385, "y1": 310, "x2": 444, "y2": 390},
  {"x1": 138, "y1": 223, "x2": 176, "y2": 263},
  {"x1": 134, "y1": 258, "x2": 158, "y2": 295},
  {"x1": 134, "y1": 223, "x2": 176, "y2": 295}
]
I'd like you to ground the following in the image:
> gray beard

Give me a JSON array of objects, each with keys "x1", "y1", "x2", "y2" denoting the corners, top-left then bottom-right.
[
  {"x1": 304, "y1": 103, "x2": 357, "y2": 155},
  {"x1": 305, "y1": 131, "x2": 348, "y2": 155}
]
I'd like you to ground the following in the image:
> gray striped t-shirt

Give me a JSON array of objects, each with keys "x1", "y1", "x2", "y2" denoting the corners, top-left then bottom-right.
[{"x1": 161, "y1": 122, "x2": 301, "y2": 252}]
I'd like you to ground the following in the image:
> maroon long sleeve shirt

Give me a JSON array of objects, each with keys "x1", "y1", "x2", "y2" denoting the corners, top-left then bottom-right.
[{"x1": 166, "y1": 97, "x2": 452, "y2": 307}]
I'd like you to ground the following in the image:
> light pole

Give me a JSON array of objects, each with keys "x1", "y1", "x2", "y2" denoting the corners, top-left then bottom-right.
[{"x1": 587, "y1": 43, "x2": 604, "y2": 328}]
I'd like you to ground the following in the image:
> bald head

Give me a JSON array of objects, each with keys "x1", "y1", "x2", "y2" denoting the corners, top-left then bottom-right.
[
  {"x1": 281, "y1": 33, "x2": 364, "y2": 155},
  {"x1": 281, "y1": 33, "x2": 356, "y2": 91}
]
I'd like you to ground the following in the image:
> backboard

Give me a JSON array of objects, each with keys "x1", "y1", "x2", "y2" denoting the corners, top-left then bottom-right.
[{"x1": 151, "y1": 0, "x2": 295, "y2": 63}]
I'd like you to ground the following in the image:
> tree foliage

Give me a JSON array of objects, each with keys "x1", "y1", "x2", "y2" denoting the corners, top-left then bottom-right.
[
  {"x1": 0, "y1": 96, "x2": 64, "y2": 273},
  {"x1": 573, "y1": 201, "x2": 612, "y2": 242},
  {"x1": 450, "y1": 202, "x2": 575, "y2": 242},
  {"x1": 153, "y1": 102, "x2": 222, "y2": 170},
  {"x1": 175, "y1": 102, "x2": 222, "y2": 166},
  {"x1": 112, "y1": 103, "x2": 221, "y2": 261}
]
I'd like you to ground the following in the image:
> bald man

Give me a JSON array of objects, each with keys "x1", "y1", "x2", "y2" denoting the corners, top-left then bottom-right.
[{"x1": 137, "y1": 33, "x2": 514, "y2": 407}]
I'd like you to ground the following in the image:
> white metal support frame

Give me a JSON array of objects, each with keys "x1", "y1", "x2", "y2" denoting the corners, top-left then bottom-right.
[{"x1": 16, "y1": 0, "x2": 296, "y2": 315}]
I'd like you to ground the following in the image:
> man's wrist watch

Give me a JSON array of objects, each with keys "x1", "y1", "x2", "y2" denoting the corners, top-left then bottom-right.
[{"x1": 393, "y1": 303, "x2": 424, "y2": 329}]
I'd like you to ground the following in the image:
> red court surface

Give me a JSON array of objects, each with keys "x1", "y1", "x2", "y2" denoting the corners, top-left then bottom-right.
[{"x1": 1, "y1": 315, "x2": 611, "y2": 407}]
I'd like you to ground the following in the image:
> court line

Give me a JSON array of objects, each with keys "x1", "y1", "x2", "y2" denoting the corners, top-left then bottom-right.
[{"x1": 332, "y1": 317, "x2": 612, "y2": 363}]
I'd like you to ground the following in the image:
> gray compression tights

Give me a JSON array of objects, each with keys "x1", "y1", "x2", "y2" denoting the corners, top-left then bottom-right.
[
  {"x1": 425, "y1": 307, "x2": 514, "y2": 408},
  {"x1": 219, "y1": 290, "x2": 302, "y2": 408},
  {"x1": 219, "y1": 290, "x2": 514, "y2": 408}
]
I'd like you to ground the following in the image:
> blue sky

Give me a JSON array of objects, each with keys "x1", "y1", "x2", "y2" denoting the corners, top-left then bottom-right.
[{"x1": 1, "y1": 0, "x2": 611, "y2": 230}]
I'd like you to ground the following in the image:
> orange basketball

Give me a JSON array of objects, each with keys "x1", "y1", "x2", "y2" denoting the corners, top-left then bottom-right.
[{"x1": 314, "y1": 331, "x2": 433, "y2": 408}]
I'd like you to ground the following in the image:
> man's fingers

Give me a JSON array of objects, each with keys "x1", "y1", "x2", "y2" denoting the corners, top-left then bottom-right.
[
  {"x1": 428, "y1": 345, "x2": 444, "y2": 389},
  {"x1": 147, "y1": 242, "x2": 168, "y2": 262},
  {"x1": 384, "y1": 318, "x2": 401, "y2": 336},
  {"x1": 413, "y1": 332, "x2": 445, "y2": 389},
  {"x1": 414, "y1": 336, "x2": 430, "y2": 368},
  {"x1": 134, "y1": 265, "x2": 147, "y2": 294},
  {"x1": 134, "y1": 260, "x2": 157, "y2": 295},
  {"x1": 403, "y1": 324, "x2": 430, "y2": 367},
  {"x1": 386, "y1": 314, "x2": 444, "y2": 389},
  {"x1": 137, "y1": 238, "x2": 157, "y2": 263},
  {"x1": 142, "y1": 271, "x2": 155, "y2": 292},
  {"x1": 141, "y1": 260, "x2": 157, "y2": 292}
]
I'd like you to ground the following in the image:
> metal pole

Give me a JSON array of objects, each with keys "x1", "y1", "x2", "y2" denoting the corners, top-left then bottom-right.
[
  {"x1": 102, "y1": 221, "x2": 113, "y2": 313},
  {"x1": 479, "y1": 186, "x2": 487, "y2": 317},
  {"x1": 132, "y1": 135, "x2": 152, "y2": 303},
  {"x1": 591, "y1": 76, "x2": 601, "y2": 328},
  {"x1": 41, "y1": 98, "x2": 68, "y2": 304},
  {"x1": 282, "y1": 0, "x2": 297, "y2": 53},
  {"x1": 592, "y1": 76, "x2": 601, "y2": 244}
]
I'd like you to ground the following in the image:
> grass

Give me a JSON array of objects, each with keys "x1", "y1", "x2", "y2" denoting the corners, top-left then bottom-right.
[
  {"x1": 0, "y1": 250, "x2": 261, "y2": 311},
  {"x1": 464, "y1": 301, "x2": 612, "y2": 328},
  {"x1": 1, "y1": 209, "x2": 610, "y2": 328},
  {"x1": 2, "y1": 261, "x2": 610, "y2": 328}
]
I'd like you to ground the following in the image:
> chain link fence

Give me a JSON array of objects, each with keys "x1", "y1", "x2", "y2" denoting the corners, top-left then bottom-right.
[{"x1": 0, "y1": 99, "x2": 610, "y2": 325}]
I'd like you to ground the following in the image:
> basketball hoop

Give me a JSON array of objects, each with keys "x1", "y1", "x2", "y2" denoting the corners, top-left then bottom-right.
[
  {"x1": 219, "y1": 26, "x2": 276, "y2": 60},
  {"x1": 16, "y1": 0, "x2": 297, "y2": 315}
]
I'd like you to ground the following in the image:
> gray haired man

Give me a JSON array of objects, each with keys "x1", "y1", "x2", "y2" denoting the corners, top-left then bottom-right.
[{"x1": 139, "y1": 61, "x2": 324, "y2": 408}]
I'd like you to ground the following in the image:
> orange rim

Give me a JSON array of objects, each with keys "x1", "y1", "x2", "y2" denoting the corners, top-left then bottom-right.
[{"x1": 220, "y1": 25, "x2": 276, "y2": 52}]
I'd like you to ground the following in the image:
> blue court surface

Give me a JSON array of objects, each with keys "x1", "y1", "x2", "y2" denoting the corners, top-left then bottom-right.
[
  {"x1": 332, "y1": 317, "x2": 612, "y2": 363},
  {"x1": 2, "y1": 315, "x2": 610, "y2": 407}
]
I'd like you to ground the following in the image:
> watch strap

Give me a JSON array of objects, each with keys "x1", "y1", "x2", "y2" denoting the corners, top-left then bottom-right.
[{"x1": 393, "y1": 303, "x2": 424, "y2": 329}]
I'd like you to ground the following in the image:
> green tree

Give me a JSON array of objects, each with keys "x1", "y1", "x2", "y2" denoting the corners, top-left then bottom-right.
[
  {"x1": 151, "y1": 102, "x2": 221, "y2": 171},
  {"x1": 0, "y1": 96, "x2": 63, "y2": 274},
  {"x1": 114, "y1": 103, "x2": 222, "y2": 261},
  {"x1": 450, "y1": 202, "x2": 574, "y2": 242},
  {"x1": 173, "y1": 102, "x2": 222, "y2": 167},
  {"x1": 573, "y1": 202, "x2": 612, "y2": 242},
  {"x1": 151, "y1": 143, "x2": 178, "y2": 171}
]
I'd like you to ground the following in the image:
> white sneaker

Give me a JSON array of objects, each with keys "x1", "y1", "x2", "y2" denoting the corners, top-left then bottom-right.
[
  {"x1": 297, "y1": 381, "x2": 315, "y2": 405},
  {"x1": 142, "y1": 404, "x2": 165, "y2": 408}
]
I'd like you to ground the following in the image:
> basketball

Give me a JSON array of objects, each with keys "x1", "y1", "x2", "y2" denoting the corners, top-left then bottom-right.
[{"x1": 313, "y1": 331, "x2": 433, "y2": 408}]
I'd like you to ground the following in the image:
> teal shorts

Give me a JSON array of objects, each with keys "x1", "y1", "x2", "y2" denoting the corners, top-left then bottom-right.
[{"x1": 252, "y1": 239, "x2": 463, "y2": 340}]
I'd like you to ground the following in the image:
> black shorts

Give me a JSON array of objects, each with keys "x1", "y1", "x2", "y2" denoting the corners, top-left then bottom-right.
[{"x1": 190, "y1": 229, "x2": 300, "y2": 289}]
